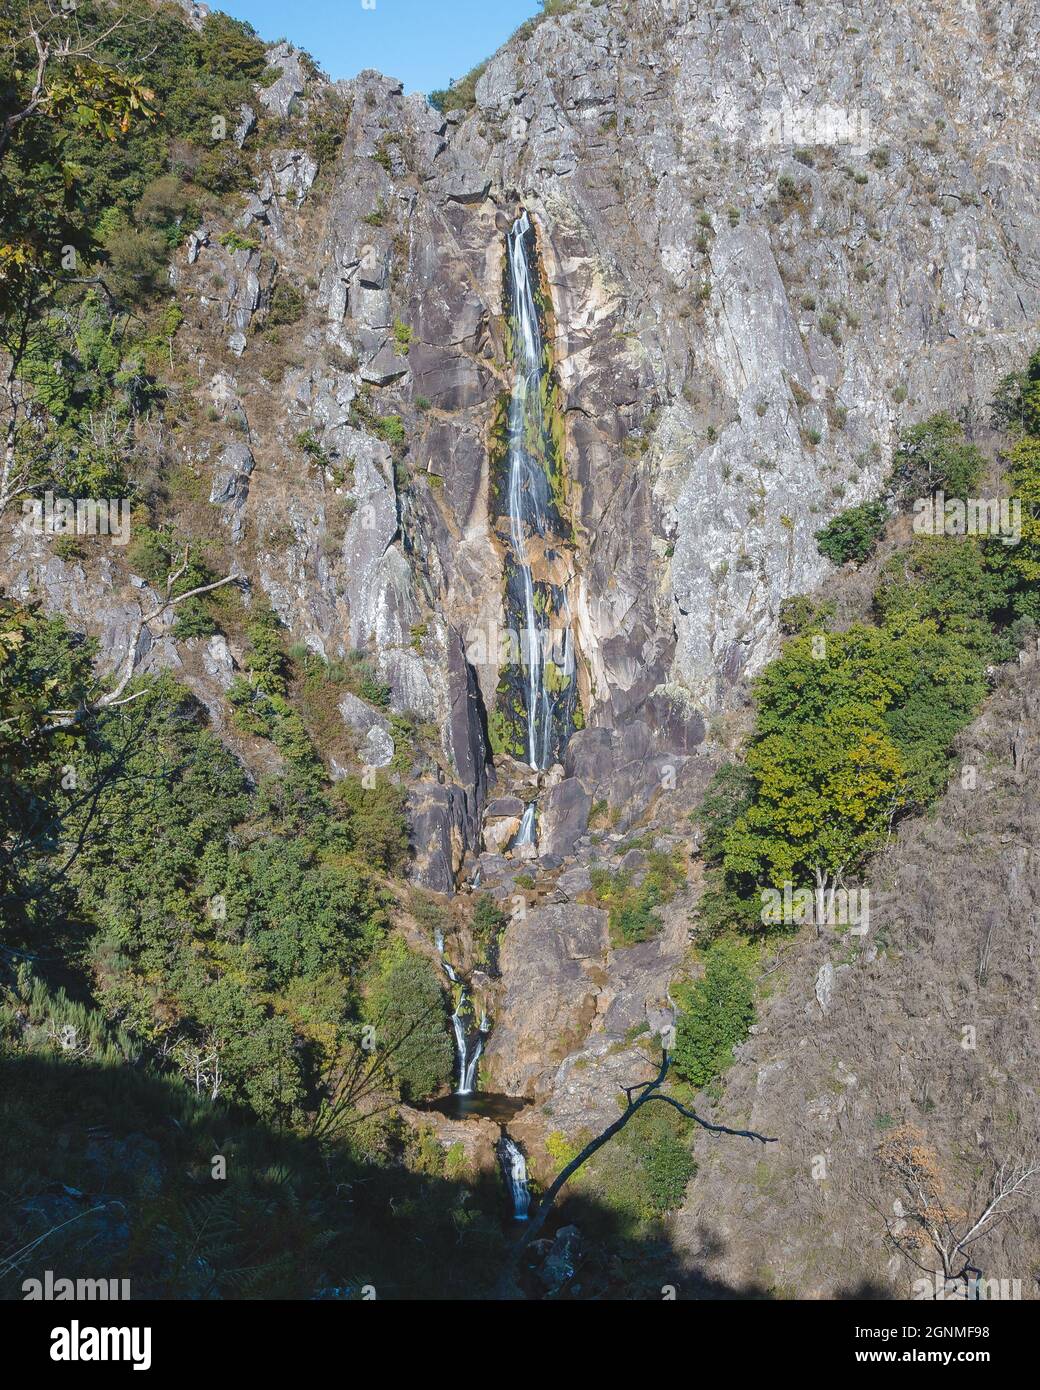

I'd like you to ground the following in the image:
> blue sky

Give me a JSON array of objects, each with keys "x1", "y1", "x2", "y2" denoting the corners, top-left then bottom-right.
[{"x1": 217, "y1": 0, "x2": 543, "y2": 94}]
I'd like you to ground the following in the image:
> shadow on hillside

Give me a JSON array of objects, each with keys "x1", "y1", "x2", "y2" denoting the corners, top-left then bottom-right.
[{"x1": 0, "y1": 1054, "x2": 887, "y2": 1301}]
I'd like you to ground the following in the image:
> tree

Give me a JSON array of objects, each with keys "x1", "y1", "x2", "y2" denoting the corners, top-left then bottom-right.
[
  {"x1": 815, "y1": 499, "x2": 889, "y2": 566},
  {"x1": 996, "y1": 435, "x2": 1040, "y2": 596},
  {"x1": 694, "y1": 762, "x2": 756, "y2": 863},
  {"x1": 890, "y1": 413, "x2": 985, "y2": 502},
  {"x1": 364, "y1": 941, "x2": 454, "y2": 1102},
  {"x1": 723, "y1": 701, "x2": 905, "y2": 921},
  {"x1": 1, "y1": 1, "x2": 157, "y2": 512},
  {"x1": 497, "y1": 1047, "x2": 775, "y2": 1294},
  {"x1": 874, "y1": 1125, "x2": 1039, "y2": 1298},
  {"x1": 718, "y1": 618, "x2": 991, "y2": 923}
]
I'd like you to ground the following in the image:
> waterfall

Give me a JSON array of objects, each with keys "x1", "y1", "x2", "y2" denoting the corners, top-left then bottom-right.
[
  {"x1": 514, "y1": 802, "x2": 537, "y2": 848},
  {"x1": 499, "y1": 1136, "x2": 531, "y2": 1220},
  {"x1": 434, "y1": 930, "x2": 457, "y2": 982},
  {"x1": 451, "y1": 991, "x2": 488, "y2": 1096},
  {"x1": 504, "y1": 211, "x2": 576, "y2": 772}
]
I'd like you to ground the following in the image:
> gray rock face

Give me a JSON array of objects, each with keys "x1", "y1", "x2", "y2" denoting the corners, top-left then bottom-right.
[
  {"x1": 815, "y1": 961, "x2": 836, "y2": 1016},
  {"x1": 454, "y1": 0, "x2": 1040, "y2": 715},
  {"x1": 270, "y1": 149, "x2": 318, "y2": 206},
  {"x1": 539, "y1": 777, "x2": 591, "y2": 858},
  {"x1": 338, "y1": 691, "x2": 395, "y2": 769},
  {"x1": 408, "y1": 782, "x2": 472, "y2": 893},
  {"x1": 202, "y1": 634, "x2": 236, "y2": 690},
  {"x1": 233, "y1": 104, "x2": 256, "y2": 148},
  {"x1": 209, "y1": 442, "x2": 255, "y2": 542},
  {"x1": 485, "y1": 903, "x2": 609, "y2": 1097},
  {"x1": 259, "y1": 43, "x2": 306, "y2": 119}
]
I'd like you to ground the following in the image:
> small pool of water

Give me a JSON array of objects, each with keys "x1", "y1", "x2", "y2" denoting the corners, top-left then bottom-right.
[{"x1": 425, "y1": 1092, "x2": 531, "y2": 1123}]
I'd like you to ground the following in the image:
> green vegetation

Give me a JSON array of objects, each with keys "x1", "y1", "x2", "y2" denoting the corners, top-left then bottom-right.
[
  {"x1": 571, "y1": 1102, "x2": 696, "y2": 1230},
  {"x1": 890, "y1": 412, "x2": 985, "y2": 502},
  {"x1": 672, "y1": 939, "x2": 756, "y2": 1090},
  {"x1": 1, "y1": 1, "x2": 276, "y2": 320},
  {"x1": 992, "y1": 348, "x2": 1040, "y2": 436},
  {"x1": 697, "y1": 365, "x2": 1040, "y2": 940},
  {"x1": 392, "y1": 317, "x2": 413, "y2": 355},
  {"x1": 590, "y1": 850, "x2": 685, "y2": 946},
  {"x1": 268, "y1": 279, "x2": 305, "y2": 326},
  {"x1": 0, "y1": 596, "x2": 435, "y2": 1130},
  {"x1": 815, "y1": 498, "x2": 889, "y2": 566},
  {"x1": 428, "y1": 62, "x2": 488, "y2": 114},
  {"x1": 471, "y1": 893, "x2": 508, "y2": 969},
  {"x1": 364, "y1": 939, "x2": 454, "y2": 1101}
]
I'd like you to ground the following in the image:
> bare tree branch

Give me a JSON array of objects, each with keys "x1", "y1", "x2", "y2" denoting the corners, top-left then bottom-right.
[
  {"x1": 42, "y1": 552, "x2": 241, "y2": 731},
  {"x1": 497, "y1": 1048, "x2": 776, "y2": 1294}
]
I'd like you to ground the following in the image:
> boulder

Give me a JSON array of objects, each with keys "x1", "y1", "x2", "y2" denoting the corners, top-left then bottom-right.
[{"x1": 539, "y1": 778, "x2": 591, "y2": 857}]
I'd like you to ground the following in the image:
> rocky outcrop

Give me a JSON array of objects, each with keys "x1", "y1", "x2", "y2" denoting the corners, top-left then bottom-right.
[{"x1": 485, "y1": 902, "x2": 609, "y2": 1098}]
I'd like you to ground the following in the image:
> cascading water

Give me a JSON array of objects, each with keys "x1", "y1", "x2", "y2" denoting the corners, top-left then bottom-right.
[
  {"x1": 514, "y1": 801, "x2": 537, "y2": 848},
  {"x1": 434, "y1": 930, "x2": 457, "y2": 982},
  {"x1": 501, "y1": 212, "x2": 577, "y2": 779},
  {"x1": 449, "y1": 989, "x2": 490, "y2": 1096},
  {"x1": 499, "y1": 1136, "x2": 531, "y2": 1220},
  {"x1": 440, "y1": 214, "x2": 580, "y2": 1105}
]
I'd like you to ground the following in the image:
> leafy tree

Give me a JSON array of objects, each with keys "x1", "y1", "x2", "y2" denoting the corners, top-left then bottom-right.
[
  {"x1": 221, "y1": 840, "x2": 387, "y2": 989},
  {"x1": 991, "y1": 349, "x2": 1040, "y2": 436},
  {"x1": 364, "y1": 941, "x2": 453, "y2": 1102},
  {"x1": 722, "y1": 629, "x2": 907, "y2": 902},
  {"x1": 874, "y1": 537, "x2": 1014, "y2": 661},
  {"x1": 815, "y1": 498, "x2": 889, "y2": 566},
  {"x1": 331, "y1": 775, "x2": 410, "y2": 875},
  {"x1": 694, "y1": 762, "x2": 756, "y2": 863},
  {"x1": 890, "y1": 413, "x2": 985, "y2": 501},
  {"x1": 989, "y1": 435, "x2": 1040, "y2": 617}
]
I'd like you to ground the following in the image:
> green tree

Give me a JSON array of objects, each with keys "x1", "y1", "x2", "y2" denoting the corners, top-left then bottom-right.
[
  {"x1": 815, "y1": 499, "x2": 889, "y2": 566},
  {"x1": 364, "y1": 941, "x2": 453, "y2": 1102},
  {"x1": 890, "y1": 413, "x2": 985, "y2": 501}
]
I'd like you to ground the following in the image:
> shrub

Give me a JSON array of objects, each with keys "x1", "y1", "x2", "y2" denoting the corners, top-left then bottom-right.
[
  {"x1": 364, "y1": 941, "x2": 453, "y2": 1101},
  {"x1": 268, "y1": 281, "x2": 305, "y2": 327},
  {"x1": 815, "y1": 499, "x2": 889, "y2": 565},
  {"x1": 778, "y1": 594, "x2": 836, "y2": 635},
  {"x1": 672, "y1": 939, "x2": 756, "y2": 1090},
  {"x1": 332, "y1": 776, "x2": 410, "y2": 875},
  {"x1": 102, "y1": 220, "x2": 171, "y2": 302},
  {"x1": 428, "y1": 61, "x2": 487, "y2": 113}
]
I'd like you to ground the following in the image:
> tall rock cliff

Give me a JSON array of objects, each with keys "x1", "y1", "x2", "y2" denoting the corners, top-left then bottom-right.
[
  {"x1": 11, "y1": 1, "x2": 1038, "y2": 853},
  {"x1": 4, "y1": 0, "x2": 1040, "y2": 1299}
]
